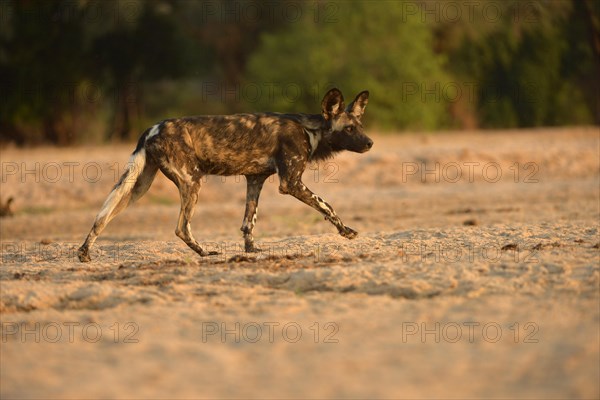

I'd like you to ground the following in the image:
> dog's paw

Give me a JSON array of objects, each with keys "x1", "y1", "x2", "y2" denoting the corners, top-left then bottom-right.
[
  {"x1": 340, "y1": 226, "x2": 358, "y2": 239},
  {"x1": 245, "y1": 244, "x2": 262, "y2": 253},
  {"x1": 77, "y1": 247, "x2": 91, "y2": 263}
]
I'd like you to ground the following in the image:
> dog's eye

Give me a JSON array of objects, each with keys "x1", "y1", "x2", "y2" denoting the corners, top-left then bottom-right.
[{"x1": 344, "y1": 126, "x2": 353, "y2": 133}]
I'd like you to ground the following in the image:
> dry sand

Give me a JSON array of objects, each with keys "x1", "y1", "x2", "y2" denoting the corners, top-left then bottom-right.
[{"x1": 1, "y1": 127, "x2": 599, "y2": 399}]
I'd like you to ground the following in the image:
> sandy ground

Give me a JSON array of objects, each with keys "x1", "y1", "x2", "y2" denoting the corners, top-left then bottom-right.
[{"x1": 0, "y1": 127, "x2": 599, "y2": 399}]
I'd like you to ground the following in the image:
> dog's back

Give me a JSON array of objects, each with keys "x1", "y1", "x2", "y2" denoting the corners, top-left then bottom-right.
[{"x1": 145, "y1": 114, "x2": 306, "y2": 176}]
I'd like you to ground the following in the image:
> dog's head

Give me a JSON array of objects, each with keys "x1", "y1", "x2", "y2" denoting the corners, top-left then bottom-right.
[{"x1": 321, "y1": 88, "x2": 373, "y2": 153}]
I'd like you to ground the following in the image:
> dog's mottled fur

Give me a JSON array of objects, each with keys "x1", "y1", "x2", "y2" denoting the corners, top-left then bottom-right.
[{"x1": 78, "y1": 88, "x2": 373, "y2": 262}]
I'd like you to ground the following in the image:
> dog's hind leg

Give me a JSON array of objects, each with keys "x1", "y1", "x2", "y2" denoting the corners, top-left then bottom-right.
[
  {"x1": 241, "y1": 174, "x2": 268, "y2": 252},
  {"x1": 173, "y1": 180, "x2": 219, "y2": 257},
  {"x1": 158, "y1": 159, "x2": 219, "y2": 257}
]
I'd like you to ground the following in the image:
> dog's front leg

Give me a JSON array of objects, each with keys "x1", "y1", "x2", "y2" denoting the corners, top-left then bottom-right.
[
  {"x1": 279, "y1": 180, "x2": 357, "y2": 239},
  {"x1": 241, "y1": 174, "x2": 269, "y2": 252}
]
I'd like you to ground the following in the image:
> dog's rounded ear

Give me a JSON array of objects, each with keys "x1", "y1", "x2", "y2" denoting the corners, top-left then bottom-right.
[
  {"x1": 321, "y1": 88, "x2": 345, "y2": 120},
  {"x1": 346, "y1": 90, "x2": 369, "y2": 119}
]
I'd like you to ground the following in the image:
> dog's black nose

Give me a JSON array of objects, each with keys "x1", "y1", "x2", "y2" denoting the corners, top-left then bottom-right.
[{"x1": 366, "y1": 140, "x2": 373, "y2": 149}]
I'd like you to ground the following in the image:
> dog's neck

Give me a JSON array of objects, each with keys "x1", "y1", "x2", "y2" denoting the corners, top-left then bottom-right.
[
  {"x1": 274, "y1": 112, "x2": 342, "y2": 161},
  {"x1": 297, "y1": 114, "x2": 342, "y2": 161}
]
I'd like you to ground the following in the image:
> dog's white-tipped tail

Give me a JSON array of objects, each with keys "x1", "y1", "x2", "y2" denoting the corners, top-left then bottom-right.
[{"x1": 96, "y1": 148, "x2": 147, "y2": 222}]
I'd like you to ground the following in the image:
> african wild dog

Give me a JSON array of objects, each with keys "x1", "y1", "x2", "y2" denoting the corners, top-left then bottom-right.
[{"x1": 77, "y1": 88, "x2": 373, "y2": 262}]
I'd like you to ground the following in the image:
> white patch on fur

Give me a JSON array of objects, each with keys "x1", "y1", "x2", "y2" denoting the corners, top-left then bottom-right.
[
  {"x1": 168, "y1": 164, "x2": 194, "y2": 183},
  {"x1": 147, "y1": 124, "x2": 160, "y2": 139},
  {"x1": 331, "y1": 118, "x2": 345, "y2": 132},
  {"x1": 180, "y1": 166, "x2": 193, "y2": 183},
  {"x1": 305, "y1": 129, "x2": 321, "y2": 157},
  {"x1": 330, "y1": 103, "x2": 340, "y2": 116},
  {"x1": 243, "y1": 207, "x2": 258, "y2": 231},
  {"x1": 97, "y1": 149, "x2": 147, "y2": 220},
  {"x1": 253, "y1": 156, "x2": 270, "y2": 165},
  {"x1": 311, "y1": 193, "x2": 333, "y2": 215},
  {"x1": 243, "y1": 119, "x2": 256, "y2": 129}
]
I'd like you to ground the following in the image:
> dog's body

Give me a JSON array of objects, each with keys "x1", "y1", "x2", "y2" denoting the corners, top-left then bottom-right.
[{"x1": 78, "y1": 88, "x2": 372, "y2": 262}]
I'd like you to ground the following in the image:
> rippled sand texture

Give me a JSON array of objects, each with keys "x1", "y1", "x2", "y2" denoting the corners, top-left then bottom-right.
[{"x1": 1, "y1": 127, "x2": 598, "y2": 399}]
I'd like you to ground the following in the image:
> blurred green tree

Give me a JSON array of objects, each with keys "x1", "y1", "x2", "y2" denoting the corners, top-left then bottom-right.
[
  {"x1": 432, "y1": 0, "x2": 599, "y2": 128},
  {"x1": 0, "y1": 0, "x2": 200, "y2": 144},
  {"x1": 0, "y1": 0, "x2": 88, "y2": 145},
  {"x1": 92, "y1": 0, "x2": 194, "y2": 140},
  {"x1": 245, "y1": 1, "x2": 450, "y2": 130},
  {"x1": 1, "y1": 0, "x2": 598, "y2": 145}
]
